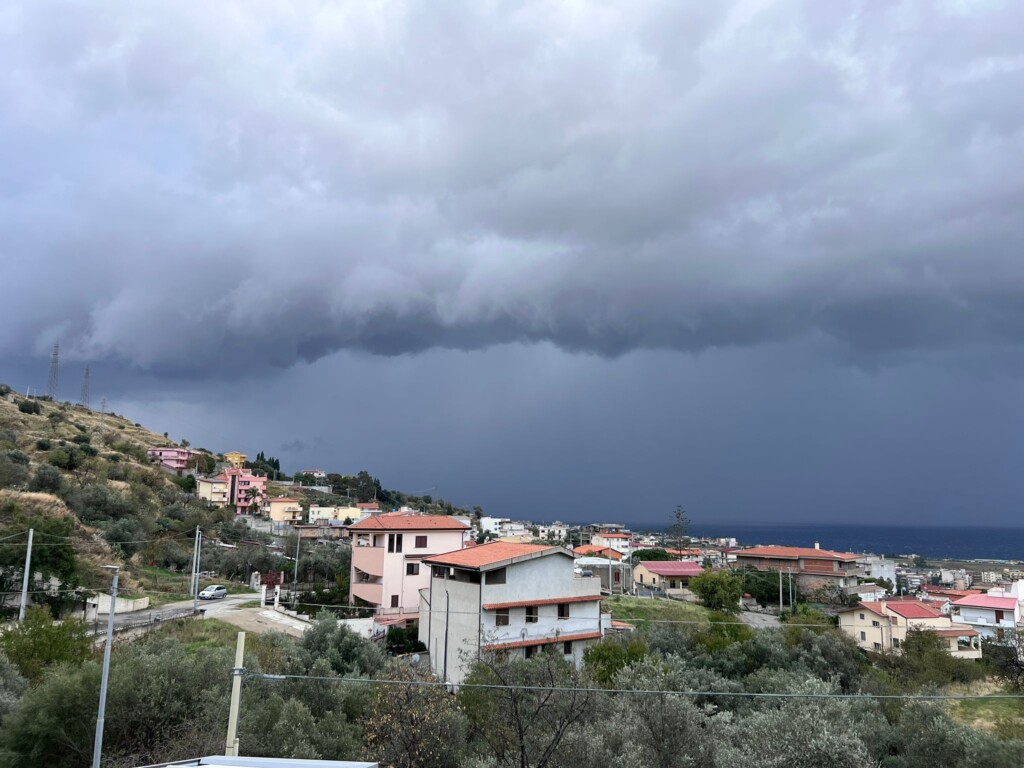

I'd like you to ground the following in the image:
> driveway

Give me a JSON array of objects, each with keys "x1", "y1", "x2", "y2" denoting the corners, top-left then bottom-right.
[{"x1": 740, "y1": 610, "x2": 782, "y2": 629}]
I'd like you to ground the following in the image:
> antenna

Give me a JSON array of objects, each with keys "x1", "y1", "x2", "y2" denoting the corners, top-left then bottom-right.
[
  {"x1": 79, "y1": 365, "x2": 90, "y2": 409},
  {"x1": 47, "y1": 342, "x2": 59, "y2": 400}
]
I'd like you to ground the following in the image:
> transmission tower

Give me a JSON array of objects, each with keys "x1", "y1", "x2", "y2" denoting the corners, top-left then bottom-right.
[
  {"x1": 47, "y1": 343, "x2": 59, "y2": 400},
  {"x1": 79, "y1": 365, "x2": 90, "y2": 409},
  {"x1": 100, "y1": 397, "x2": 107, "y2": 415}
]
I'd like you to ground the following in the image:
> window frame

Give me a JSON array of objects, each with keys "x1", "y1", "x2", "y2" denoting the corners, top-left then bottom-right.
[
  {"x1": 495, "y1": 608, "x2": 509, "y2": 627},
  {"x1": 525, "y1": 605, "x2": 539, "y2": 623}
]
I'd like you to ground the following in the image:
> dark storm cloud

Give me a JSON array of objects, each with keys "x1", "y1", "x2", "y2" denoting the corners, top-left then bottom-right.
[{"x1": 3, "y1": 1, "x2": 1024, "y2": 376}]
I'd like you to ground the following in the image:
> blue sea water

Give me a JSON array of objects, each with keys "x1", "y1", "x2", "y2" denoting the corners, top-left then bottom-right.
[{"x1": 681, "y1": 523, "x2": 1024, "y2": 562}]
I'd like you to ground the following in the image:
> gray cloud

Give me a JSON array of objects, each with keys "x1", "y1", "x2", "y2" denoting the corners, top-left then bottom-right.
[{"x1": 3, "y1": 1, "x2": 1024, "y2": 377}]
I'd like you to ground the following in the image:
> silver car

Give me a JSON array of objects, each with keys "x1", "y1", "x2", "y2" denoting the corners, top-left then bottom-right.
[{"x1": 198, "y1": 585, "x2": 228, "y2": 600}]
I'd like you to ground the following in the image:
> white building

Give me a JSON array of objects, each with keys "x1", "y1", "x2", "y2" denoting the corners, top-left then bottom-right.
[
  {"x1": 951, "y1": 589, "x2": 1023, "y2": 640},
  {"x1": 309, "y1": 505, "x2": 365, "y2": 525},
  {"x1": 590, "y1": 532, "x2": 632, "y2": 555},
  {"x1": 419, "y1": 542, "x2": 607, "y2": 684},
  {"x1": 857, "y1": 555, "x2": 897, "y2": 585},
  {"x1": 537, "y1": 523, "x2": 569, "y2": 541},
  {"x1": 350, "y1": 515, "x2": 469, "y2": 618}
]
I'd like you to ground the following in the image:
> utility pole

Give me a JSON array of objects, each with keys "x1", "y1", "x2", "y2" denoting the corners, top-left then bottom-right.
[
  {"x1": 47, "y1": 342, "x2": 59, "y2": 400},
  {"x1": 788, "y1": 568, "x2": 794, "y2": 608},
  {"x1": 225, "y1": 631, "x2": 246, "y2": 756},
  {"x1": 18, "y1": 529, "x2": 33, "y2": 622},
  {"x1": 190, "y1": 526, "x2": 200, "y2": 607},
  {"x1": 778, "y1": 570, "x2": 784, "y2": 613},
  {"x1": 79, "y1": 365, "x2": 90, "y2": 409},
  {"x1": 92, "y1": 565, "x2": 120, "y2": 768},
  {"x1": 192, "y1": 530, "x2": 203, "y2": 610},
  {"x1": 293, "y1": 533, "x2": 301, "y2": 585}
]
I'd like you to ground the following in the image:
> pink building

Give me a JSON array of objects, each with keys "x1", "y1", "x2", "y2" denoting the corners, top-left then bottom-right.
[
  {"x1": 196, "y1": 468, "x2": 267, "y2": 512},
  {"x1": 350, "y1": 514, "x2": 469, "y2": 617},
  {"x1": 147, "y1": 447, "x2": 199, "y2": 475}
]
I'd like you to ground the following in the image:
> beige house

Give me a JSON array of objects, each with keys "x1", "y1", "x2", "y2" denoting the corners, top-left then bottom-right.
[
  {"x1": 837, "y1": 599, "x2": 981, "y2": 659},
  {"x1": 196, "y1": 476, "x2": 229, "y2": 506},
  {"x1": 264, "y1": 497, "x2": 304, "y2": 525}
]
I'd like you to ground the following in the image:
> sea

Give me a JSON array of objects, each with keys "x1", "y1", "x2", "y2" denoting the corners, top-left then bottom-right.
[{"x1": 673, "y1": 523, "x2": 1024, "y2": 562}]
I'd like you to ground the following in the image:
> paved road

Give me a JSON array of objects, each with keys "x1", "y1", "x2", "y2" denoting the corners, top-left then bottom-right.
[
  {"x1": 740, "y1": 610, "x2": 782, "y2": 629},
  {"x1": 108, "y1": 592, "x2": 261, "y2": 629}
]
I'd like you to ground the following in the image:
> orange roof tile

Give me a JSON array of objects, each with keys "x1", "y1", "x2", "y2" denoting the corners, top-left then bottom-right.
[
  {"x1": 425, "y1": 542, "x2": 560, "y2": 569},
  {"x1": 735, "y1": 545, "x2": 860, "y2": 562},
  {"x1": 350, "y1": 515, "x2": 468, "y2": 531},
  {"x1": 573, "y1": 545, "x2": 622, "y2": 560},
  {"x1": 886, "y1": 601, "x2": 942, "y2": 619},
  {"x1": 482, "y1": 631, "x2": 602, "y2": 652}
]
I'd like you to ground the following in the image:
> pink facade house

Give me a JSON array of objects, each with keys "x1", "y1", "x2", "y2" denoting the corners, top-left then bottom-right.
[
  {"x1": 350, "y1": 514, "x2": 468, "y2": 618},
  {"x1": 147, "y1": 447, "x2": 199, "y2": 475},
  {"x1": 196, "y1": 468, "x2": 267, "y2": 513}
]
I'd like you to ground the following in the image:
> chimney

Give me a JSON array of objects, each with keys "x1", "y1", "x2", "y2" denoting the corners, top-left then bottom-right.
[{"x1": 814, "y1": 541, "x2": 820, "y2": 550}]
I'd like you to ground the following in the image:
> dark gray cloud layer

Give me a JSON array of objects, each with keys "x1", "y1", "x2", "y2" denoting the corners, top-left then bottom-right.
[{"x1": 3, "y1": 1, "x2": 1024, "y2": 375}]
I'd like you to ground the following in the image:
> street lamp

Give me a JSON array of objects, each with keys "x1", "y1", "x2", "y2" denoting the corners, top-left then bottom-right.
[{"x1": 92, "y1": 565, "x2": 119, "y2": 768}]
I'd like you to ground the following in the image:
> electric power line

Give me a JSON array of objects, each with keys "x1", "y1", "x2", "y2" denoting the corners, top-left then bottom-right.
[{"x1": 47, "y1": 342, "x2": 59, "y2": 400}]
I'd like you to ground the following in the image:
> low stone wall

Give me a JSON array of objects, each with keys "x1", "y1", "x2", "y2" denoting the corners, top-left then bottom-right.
[{"x1": 89, "y1": 594, "x2": 151, "y2": 615}]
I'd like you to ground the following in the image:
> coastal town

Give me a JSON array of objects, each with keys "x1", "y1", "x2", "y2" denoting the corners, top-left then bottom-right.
[{"x1": 145, "y1": 446, "x2": 1024, "y2": 685}]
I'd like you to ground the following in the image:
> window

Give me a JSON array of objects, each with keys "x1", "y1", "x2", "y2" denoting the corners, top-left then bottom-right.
[
  {"x1": 524, "y1": 645, "x2": 537, "y2": 659},
  {"x1": 387, "y1": 534, "x2": 403, "y2": 553},
  {"x1": 871, "y1": 620, "x2": 880, "y2": 628},
  {"x1": 892, "y1": 638, "x2": 901, "y2": 649},
  {"x1": 432, "y1": 565, "x2": 447, "y2": 578},
  {"x1": 859, "y1": 613, "x2": 864, "y2": 620},
  {"x1": 485, "y1": 568, "x2": 506, "y2": 585},
  {"x1": 563, "y1": 641, "x2": 573, "y2": 655},
  {"x1": 495, "y1": 608, "x2": 509, "y2": 627},
  {"x1": 526, "y1": 606, "x2": 538, "y2": 623},
  {"x1": 873, "y1": 642, "x2": 882, "y2": 651},
  {"x1": 415, "y1": 535, "x2": 428, "y2": 548},
  {"x1": 390, "y1": 594, "x2": 399, "y2": 608},
  {"x1": 860, "y1": 631, "x2": 866, "y2": 641},
  {"x1": 406, "y1": 563, "x2": 420, "y2": 576},
  {"x1": 557, "y1": 603, "x2": 570, "y2": 620}
]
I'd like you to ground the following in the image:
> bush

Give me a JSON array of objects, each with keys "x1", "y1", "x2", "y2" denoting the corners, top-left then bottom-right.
[
  {"x1": 34, "y1": 438, "x2": 51, "y2": 451},
  {"x1": 71, "y1": 433, "x2": 91, "y2": 445},
  {"x1": 47, "y1": 447, "x2": 83, "y2": 471},
  {"x1": 16, "y1": 400, "x2": 40, "y2": 415},
  {"x1": 28, "y1": 465, "x2": 65, "y2": 494},
  {"x1": 6, "y1": 450, "x2": 28, "y2": 465},
  {"x1": 690, "y1": 570, "x2": 743, "y2": 612},
  {"x1": 0, "y1": 607, "x2": 91, "y2": 682},
  {"x1": 0, "y1": 455, "x2": 30, "y2": 490}
]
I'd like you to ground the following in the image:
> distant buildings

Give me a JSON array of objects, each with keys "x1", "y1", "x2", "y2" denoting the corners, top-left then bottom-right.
[
  {"x1": 418, "y1": 541, "x2": 607, "y2": 684},
  {"x1": 837, "y1": 599, "x2": 981, "y2": 659},
  {"x1": 733, "y1": 544, "x2": 863, "y2": 593},
  {"x1": 264, "y1": 497, "x2": 303, "y2": 526},
  {"x1": 299, "y1": 469, "x2": 327, "y2": 479},
  {"x1": 223, "y1": 451, "x2": 247, "y2": 468},
  {"x1": 146, "y1": 447, "x2": 199, "y2": 475},
  {"x1": 309, "y1": 505, "x2": 364, "y2": 525},
  {"x1": 590, "y1": 531, "x2": 632, "y2": 555},
  {"x1": 349, "y1": 514, "x2": 469, "y2": 617}
]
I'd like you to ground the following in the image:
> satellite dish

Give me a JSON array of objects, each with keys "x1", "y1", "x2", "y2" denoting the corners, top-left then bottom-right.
[{"x1": 412, "y1": 654, "x2": 421, "y2": 664}]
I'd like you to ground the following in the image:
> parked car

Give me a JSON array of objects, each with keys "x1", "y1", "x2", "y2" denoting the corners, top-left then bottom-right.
[{"x1": 198, "y1": 585, "x2": 228, "y2": 600}]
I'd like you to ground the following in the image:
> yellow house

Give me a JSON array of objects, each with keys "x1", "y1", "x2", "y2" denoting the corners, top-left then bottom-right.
[
  {"x1": 196, "y1": 476, "x2": 229, "y2": 506},
  {"x1": 224, "y1": 451, "x2": 247, "y2": 469},
  {"x1": 837, "y1": 600, "x2": 981, "y2": 659},
  {"x1": 264, "y1": 497, "x2": 304, "y2": 525}
]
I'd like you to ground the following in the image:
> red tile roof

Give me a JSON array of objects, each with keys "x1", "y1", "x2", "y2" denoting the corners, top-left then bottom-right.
[
  {"x1": 886, "y1": 601, "x2": 942, "y2": 619},
  {"x1": 952, "y1": 594, "x2": 1019, "y2": 610},
  {"x1": 932, "y1": 627, "x2": 979, "y2": 637},
  {"x1": 573, "y1": 545, "x2": 622, "y2": 560},
  {"x1": 425, "y1": 542, "x2": 559, "y2": 569},
  {"x1": 734, "y1": 545, "x2": 860, "y2": 562},
  {"x1": 639, "y1": 561, "x2": 704, "y2": 577},
  {"x1": 598, "y1": 533, "x2": 630, "y2": 539},
  {"x1": 851, "y1": 601, "x2": 887, "y2": 617},
  {"x1": 349, "y1": 515, "x2": 468, "y2": 531},
  {"x1": 482, "y1": 595, "x2": 601, "y2": 610},
  {"x1": 482, "y1": 631, "x2": 602, "y2": 652}
]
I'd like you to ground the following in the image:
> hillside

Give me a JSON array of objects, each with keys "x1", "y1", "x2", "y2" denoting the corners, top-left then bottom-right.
[{"x1": 0, "y1": 386, "x2": 473, "y2": 614}]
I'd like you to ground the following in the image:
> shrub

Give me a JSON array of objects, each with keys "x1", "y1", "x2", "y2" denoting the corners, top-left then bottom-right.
[
  {"x1": 34, "y1": 438, "x2": 51, "y2": 450},
  {"x1": 16, "y1": 400, "x2": 40, "y2": 415},
  {"x1": 71, "y1": 433, "x2": 91, "y2": 445},
  {"x1": 47, "y1": 447, "x2": 82, "y2": 471},
  {"x1": 690, "y1": 570, "x2": 743, "y2": 612},
  {"x1": 0, "y1": 455, "x2": 30, "y2": 489},
  {"x1": 28, "y1": 465, "x2": 65, "y2": 494},
  {"x1": 6, "y1": 450, "x2": 28, "y2": 465}
]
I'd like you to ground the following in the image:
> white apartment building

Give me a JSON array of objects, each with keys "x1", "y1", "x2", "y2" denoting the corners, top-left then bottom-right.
[
  {"x1": 590, "y1": 532, "x2": 632, "y2": 555},
  {"x1": 952, "y1": 581, "x2": 1024, "y2": 640},
  {"x1": 537, "y1": 523, "x2": 569, "y2": 541},
  {"x1": 308, "y1": 505, "x2": 365, "y2": 525},
  {"x1": 350, "y1": 515, "x2": 469, "y2": 617},
  {"x1": 419, "y1": 542, "x2": 607, "y2": 685}
]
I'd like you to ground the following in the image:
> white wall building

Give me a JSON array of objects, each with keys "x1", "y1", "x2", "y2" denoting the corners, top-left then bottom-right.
[
  {"x1": 350, "y1": 515, "x2": 468, "y2": 617},
  {"x1": 537, "y1": 523, "x2": 569, "y2": 541},
  {"x1": 419, "y1": 542, "x2": 607, "y2": 685},
  {"x1": 309, "y1": 505, "x2": 365, "y2": 525},
  {"x1": 951, "y1": 589, "x2": 1023, "y2": 640},
  {"x1": 857, "y1": 555, "x2": 897, "y2": 585},
  {"x1": 590, "y1": 532, "x2": 632, "y2": 555}
]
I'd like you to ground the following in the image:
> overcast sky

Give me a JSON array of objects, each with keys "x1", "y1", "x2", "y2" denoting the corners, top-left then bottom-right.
[{"x1": 4, "y1": 1, "x2": 1024, "y2": 527}]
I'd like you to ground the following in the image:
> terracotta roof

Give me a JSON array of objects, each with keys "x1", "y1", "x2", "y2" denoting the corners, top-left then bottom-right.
[
  {"x1": 886, "y1": 601, "x2": 942, "y2": 619},
  {"x1": 597, "y1": 533, "x2": 630, "y2": 539},
  {"x1": 734, "y1": 545, "x2": 860, "y2": 562},
  {"x1": 483, "y1": 594, "x2": 601, "y2": 610},
  {"x1": 349, "y1": 515, "x2": 468, "y2": 532},
  {"x1": 573, "y1": 545, "x2": 622, "y2": 560},
  {"x1": 849, "y1": 601, "x2": 887, "y2": 617},
  {"x1": 639, "y1": 561, "x2": 704, "y2": 577},
  {"x1": 482, "y1": 631, "x2": 603, "y2": 652},
  {"x1": 611, "y1": 620, "x2": 635, "y2": 629},
  {"x1": 356, "y1": 502, "x2": 380, "y2": 509},
  {"x1": 952, "y1": 594, "x2": 1019, "y2": 610},
  {"x1": 932, "y1": 627, "x2": 979, "y2": 637},
  {"x1": 922, "y1": 587, "x2": 982, "y2": 598},
  {"x1": 425, "y1": 542, "x2": 560, "y2": 570}
]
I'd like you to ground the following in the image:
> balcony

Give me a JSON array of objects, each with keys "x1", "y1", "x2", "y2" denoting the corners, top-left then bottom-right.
[
  {"x1": 352, "y1": 546, "x2": 385, "y2": 578},
  {"x1": 351, "y1": 581, "x2": 383, "y2": 606}
]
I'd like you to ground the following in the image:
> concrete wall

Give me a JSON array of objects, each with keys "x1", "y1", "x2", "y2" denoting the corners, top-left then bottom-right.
[{"x1": 89, "y1": 594, "x2": 150, "y2": 615}]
